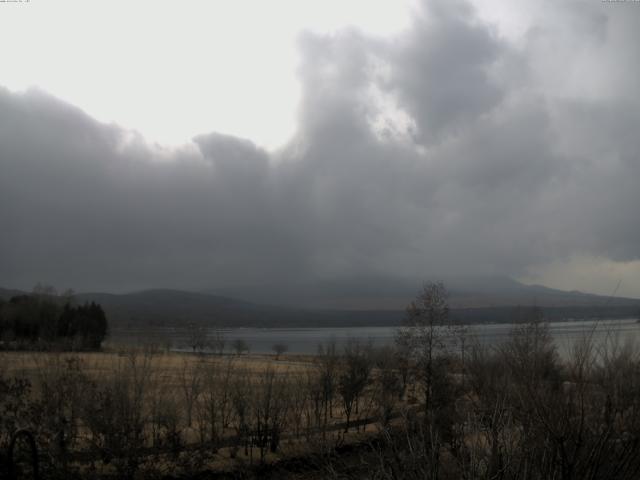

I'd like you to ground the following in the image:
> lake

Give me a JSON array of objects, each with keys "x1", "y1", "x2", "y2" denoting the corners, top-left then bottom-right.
[{"x1": 110, "y1": 318, "x2": 640, "y2": 357}]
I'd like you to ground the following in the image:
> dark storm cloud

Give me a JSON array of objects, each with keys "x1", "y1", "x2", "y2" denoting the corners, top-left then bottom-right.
[
  {"x1": 387, "y1": 0, "x2": 506, "y2": 142},
  {"x1": 1, "y1": 0, "x2": 639, "y2": 294}
]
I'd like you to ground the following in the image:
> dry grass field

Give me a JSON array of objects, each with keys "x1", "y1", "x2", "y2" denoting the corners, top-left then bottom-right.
[
  {"x1": 3, "y1": 319, "x2": 640, "y2": 479},
  {"x1": 0, "y1": 349, "x2": 315, "y2": 381},
  {"x1": 0, "y1": 346, "x2": 388, "y2": 478}
]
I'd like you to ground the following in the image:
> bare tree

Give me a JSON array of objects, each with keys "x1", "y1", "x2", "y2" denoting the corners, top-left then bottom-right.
[
  {"x1": 316, "y1": 340, "x2": 339, "y2": 436},
  {"x1": 396, "y1": 282, "x2": 452, "y2": 412},
  {"x1": 186, "y1": 323, "x2": 207, "y2": 353},
  {"x1": 287, "y1": 374, "x2": 309, "y2": 438},
  {"x1": 82, "y1": 350, "x2": 154, "y2": 479},
  {"x1": 197, "y1": 357, "x2": 235, "y2": 449},
  {"x1": 230, "y1": 371, "x2": 251, "y2": 458},
  {"x1": 32, "y1": 282, "x2": 58, "y2": 298},
  {"x1": 210, "y1": 327, "x2": 226, "y2": 355},
  {"x1": 393, "y1": 281, "x2": 460, "y2": 474},
  {"x1": 248, "y1": 367, "x2": 290, "y2": 461},
  {"x1": 232, "y1": 338, "x2": 249, "y2": 356},
  {"x1": 304, "y1": 369, "x2": 324, "y2": 435},
  {"x1": 272, "y1": 342, "x2": 288, "y2": 360},
  {"x1": 338, "y1": 339, "x2": 372, "y2": 432},
  {"x1": 179, "y1": 357, "x2": 203, "y2": 428},
  {"x1": 371, "y1": 346, "x2": 404, "y2": 426}
]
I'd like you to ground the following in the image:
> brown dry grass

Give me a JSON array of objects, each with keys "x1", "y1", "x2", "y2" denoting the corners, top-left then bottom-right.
[
  {"x1": 0, "y1": 350, "x2": 315, "y2": 383},
  {"x1": 0, "y1": 348, "x2": 393, "y2": 478}
]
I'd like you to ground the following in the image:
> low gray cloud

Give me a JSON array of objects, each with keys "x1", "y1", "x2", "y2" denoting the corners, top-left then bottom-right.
[{"x1": 1, "y1": 0, "x2": 639, "y2": 298}]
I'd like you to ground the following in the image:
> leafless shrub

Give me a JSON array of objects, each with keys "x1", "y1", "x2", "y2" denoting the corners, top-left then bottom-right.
[
  {"x1": 196, "y1": 356, "x2": 235, "y2": 449},
  {"x1": 286, "y1": 373, "x2": 309, "y2": 439},
  {"x1": 316, "y1": 340, "x2": 339, "y2": 437},
  {"x1": 371, "y1": 346, "x2": 404, "y2": 426},
  {"x1": 304, "y1": 368, "x2": 325, "y2": 436},
  {"x1": 230, "y1": 369, "x2": 252, "y2": 458},
  {"x1": 149, "y1": 390, "x2": 182, "y2": 454},
  {"x1": 179, "y1": 356, "x2": 203, "y2": 428},
  {"x1": 338, "y1": 339, "x2": 373, "y2": 432},
  {"x1": 30, "y1": 353, "x2": 93, "y2": 472},
  {"x1": 81, "y1": 351, "x2": 154, "y2": 479},
  {"x1": 249, "y1": 367, "x2": 290, "y2": 461}
]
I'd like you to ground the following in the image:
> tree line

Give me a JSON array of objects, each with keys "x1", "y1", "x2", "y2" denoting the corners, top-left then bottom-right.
[{"x1": 0, "y1": 285, "x2": 108, "y2": 350}]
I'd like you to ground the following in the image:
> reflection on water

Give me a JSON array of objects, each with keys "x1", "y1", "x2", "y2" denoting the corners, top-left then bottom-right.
[{"x1": 110, "y1": 318, "x2": 640, "y2": 358}]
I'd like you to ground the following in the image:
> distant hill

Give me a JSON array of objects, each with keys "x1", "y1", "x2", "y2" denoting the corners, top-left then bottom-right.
[
  {"x1": 0, "y1": 287, "x2": 26, "y2": 300},
  {"x1": 1, "y1": 279, "x2": 639, "y2": 328},
  {"x1": 75, "y1": 289, "x2": 295, "y2": 327},
  {"x1": 72, "y1": 289, "x2": 405, "y2": 328},
  {"x1": 208, "y1": 275, "x2": 640, "y2": 310}
]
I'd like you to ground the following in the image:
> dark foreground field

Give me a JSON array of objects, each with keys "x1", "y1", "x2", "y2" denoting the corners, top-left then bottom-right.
[{"x1": 2, "y1": 318, "x2": 640, "y2": 479}]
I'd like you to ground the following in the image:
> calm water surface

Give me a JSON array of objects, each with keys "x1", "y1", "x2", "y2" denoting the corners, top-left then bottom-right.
[{"x1": 111, "y1": 318, "x2": 640, "y2": 357}]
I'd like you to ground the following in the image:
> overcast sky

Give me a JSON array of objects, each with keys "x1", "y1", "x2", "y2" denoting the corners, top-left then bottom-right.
[{"x1": 1, "y1": 0, "x2": 640, "y2": 298}]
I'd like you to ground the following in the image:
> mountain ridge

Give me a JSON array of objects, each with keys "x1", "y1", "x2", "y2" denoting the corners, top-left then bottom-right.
[
  {"x1": 2, "y1": 278, "x2": 639, "y2": 328},
  {"x1": 206, "y1": 275, "x2": 640, "y2": 310}
]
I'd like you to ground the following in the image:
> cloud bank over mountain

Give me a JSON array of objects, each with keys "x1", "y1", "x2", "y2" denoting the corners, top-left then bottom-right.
[{"x1": 1, "y1": 0, "x2": 639, "y2": 297}]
